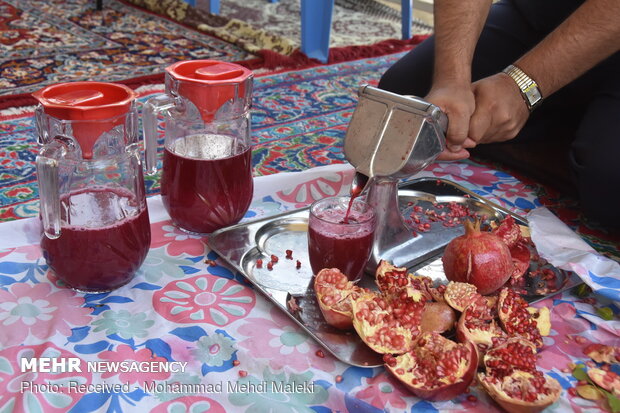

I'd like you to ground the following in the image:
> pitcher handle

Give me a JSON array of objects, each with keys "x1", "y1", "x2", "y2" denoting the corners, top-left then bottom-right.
[
  {"x1": 142, "y1": 94, "x2": 176, "y2": 175},
  {"x1": 36, "y1": 143, "x2": 66, "y2": 239}
]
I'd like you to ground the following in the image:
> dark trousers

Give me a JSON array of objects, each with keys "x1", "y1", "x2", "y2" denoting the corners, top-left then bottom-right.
[{"x1": 378, "y1": 0, "x2": 620, "y2": 231}]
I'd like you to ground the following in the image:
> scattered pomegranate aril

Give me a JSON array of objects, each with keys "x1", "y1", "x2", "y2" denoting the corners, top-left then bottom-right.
[
  {"x1": 266, "y1": 262, "x2": 273, "y2": 271},
  {"x1": 296, "y1": 260, "x2": 302, "y2": 269},
  {"x1": 232, "y1": 360, "x2": 240, "y2": 366},
  {"x1": 270, "y1": 254, "x2": 279, "y2": 263},
  {"x1": 315, "y1": 349, "x2": 325, "y2": 358},
  {"x1": 205, "y1": 259, "x2": 217, "y2": 267},
  {"x1": 256, "y1": 259, "x2": 263, "y2": 269},
  {"x1": 285, "y1": 249, "x2": 293, "y2": 259},
  {"x1": 335, "y1": 375, "x2": 343, "y2": 383},
  {"x1": 238, "y1": 370, "x2": 248, "y2": 377}
]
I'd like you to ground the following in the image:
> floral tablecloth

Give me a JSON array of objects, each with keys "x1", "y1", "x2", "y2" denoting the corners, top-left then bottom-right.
[{"x1": 1, "y1": 163, "x2": 618, "y2": 413}]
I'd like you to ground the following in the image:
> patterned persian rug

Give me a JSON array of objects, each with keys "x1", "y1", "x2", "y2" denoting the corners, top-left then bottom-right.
[
  {"x1": 1, "y1": 52, "x2": 618, "y2": 260},
  {"x1": 0, "y1": 0, "x2": 254, "y2": 99}
]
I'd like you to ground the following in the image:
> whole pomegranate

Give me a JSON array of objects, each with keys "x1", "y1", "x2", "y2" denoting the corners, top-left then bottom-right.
[{"x1": 442, "y1": 220, "x2": 513, "y2": 295}]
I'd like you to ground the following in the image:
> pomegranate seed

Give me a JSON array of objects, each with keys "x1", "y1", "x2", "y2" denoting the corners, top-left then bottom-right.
[
  {"x1": 574, "y1": 336, "x2": 587, "y2": 344},
  {"x1": 239, "y1": 370, "x2": 248, "y2": 377},
  {"x1": 568, "y1": 387, "x2": 578, "y2": 397},
  {"x1": 256, "y1": 259, "x2": 263, "y2": 269},
  {"x1": 205, "y1": 259, "x2": 217, "y2": 267},
  {"x1": 335, "y1": 375, "x2": 343, "y2": 383},
  {"x1": 285, "y1": 249, "x2": 293, "y2": 259},
  {"x1": 233, "y1": 360, "x2": 240, "y2": 366},
  {"x1": 296, "y1": 260, "x2": 302, "y2": 269},
  {"x1": 271, "y1": 254, "x2": 279, "y2": 263},
  {"x1": 316, "y1": 350, "x2": 325, "y2": 358},
  {"x1": 467, "y1": 395, "x2": 477, "y2": 402},
  {"x1": 267, "y1": 262, "x2": 273, "y2": 271}
]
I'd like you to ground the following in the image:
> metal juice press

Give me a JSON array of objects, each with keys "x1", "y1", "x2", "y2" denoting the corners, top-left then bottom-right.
[{"x1": 343, "y1": 85, "x2": 447, "y2": 272}]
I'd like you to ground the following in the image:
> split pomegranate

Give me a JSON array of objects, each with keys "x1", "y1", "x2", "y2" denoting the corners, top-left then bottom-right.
[
  {"x1": 442, "y1": 220, "x2": 514, "y2": 295},
  {"x1": 478, "y1": 370, "x2": 562, "y2": 413},
  {"x1": 492, "y1": 215, "x2": 522, "y2": 248},
  {"x1": 375, "y1": 260, "x2": 432, "y2": 302},
  {"x1": 583, "y1": 343, "x2": 620, "y2": 364},
  {"x1": 313, "y1": 268, "x2": 364, "y2": 330},
  {"x1": 497, "y1": 288, "x2": 543, "y2": 349},
  {"x1": 351, "y1": 292, "x2": 416, "y2": 354},
  {"x1": 588, "y1": 368, "x2": 620, "y2": 395},
  {"x1": 384, "y1": 332, "x2": 478, "y2": 401},
  {"x1": 483, "y1": 337, "x2": 538, "y2": 378},
  {"x1": 444, "y1": 281, "x2": 481, "y2": 312},
  {"x1": 457, "y1": 294, "x2": 506, "y2": 363}
]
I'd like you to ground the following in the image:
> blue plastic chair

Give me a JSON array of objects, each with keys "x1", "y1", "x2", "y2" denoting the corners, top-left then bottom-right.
[{"x1": 193, "y1": 0, "x2": 415, "y2": 64}]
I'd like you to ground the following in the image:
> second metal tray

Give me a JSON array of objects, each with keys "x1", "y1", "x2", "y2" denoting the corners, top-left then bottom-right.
[{"x1": 207, "y1": 177, "x2": 581, "y2": 368}]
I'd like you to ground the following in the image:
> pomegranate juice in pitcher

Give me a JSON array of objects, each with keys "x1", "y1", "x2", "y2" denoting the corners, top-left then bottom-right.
[
  {"x1": 161, "y1": 133, "x2": 253, "y2": 234},
  {"x1": 41, "y1": 188, "x2": 150, "y2": 291}
]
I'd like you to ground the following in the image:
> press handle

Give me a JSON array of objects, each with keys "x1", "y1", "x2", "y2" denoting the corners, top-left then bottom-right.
[
  {"x1": 142, "y1": 94, "x2": 176, "y2": 175},
  {"x1": 36, "y1": 143, "x2": 66, "y2": 239}
]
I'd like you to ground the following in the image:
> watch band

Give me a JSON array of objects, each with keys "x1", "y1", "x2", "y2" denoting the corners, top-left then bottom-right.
[{"x1": 502, "y1": 64, "x2": 543, "y2": 111}]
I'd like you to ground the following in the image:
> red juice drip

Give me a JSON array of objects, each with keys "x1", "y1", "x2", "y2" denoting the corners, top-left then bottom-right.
[
  {"x1": 344, "y1": 173, "x2": 369, "y2": 223},
  {"x1": 160, "y1": 134, "x2": 253, "y2": 234},
  {"x1": 308, "y1": 208, "x2": 375, "y2": 281},
  {"x1": 40, "y1": 188, "x2": 151, "y2": 292}
]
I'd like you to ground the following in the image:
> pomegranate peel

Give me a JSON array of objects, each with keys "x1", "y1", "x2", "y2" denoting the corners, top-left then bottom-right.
[
  {"x1": 588, "y1": 368, "x2": 620, "y2": 396},
  {"x1": 583, "y1": 343, "x2": 620, "y2": 364},
  {"x1": 419, "y1": 301, "x2": 457, "y2": 334},
  {"x1": 442, "y1": 219, "x2": 514, "y2": 295},
  {"x1": 456, "y1": 294, "x2": 506, "y2": 364},
  {"x1": 527, "y1": 306, "x2": 551, "y2": 336},
  {"x1": 478, "y1": 370, "x2": 562, "y2": 413},
  {"x1": 384, "y1": 332, "x2": 478, "y2": 401}
]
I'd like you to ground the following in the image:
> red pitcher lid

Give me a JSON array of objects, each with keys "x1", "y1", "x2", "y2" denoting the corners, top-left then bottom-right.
[
  {"x1": 166, "y1": 60, "x2": 253, "y2": 122},
  {"x1": 32, "y1": 82, "x2": 136, "y2": 158}
]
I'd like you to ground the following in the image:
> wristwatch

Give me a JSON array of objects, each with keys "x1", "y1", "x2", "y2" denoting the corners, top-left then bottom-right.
[{"x1": 502, "y1": 64, "x2": 543, "y2": 111}]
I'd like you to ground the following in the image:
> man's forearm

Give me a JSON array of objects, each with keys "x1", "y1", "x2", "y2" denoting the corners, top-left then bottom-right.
[
  {"x1": 516, "y1": 0, "x2": 620, "y2": 98},
  {"x1": 433, "y1": 0, "x2": 493, "y2": 85}
]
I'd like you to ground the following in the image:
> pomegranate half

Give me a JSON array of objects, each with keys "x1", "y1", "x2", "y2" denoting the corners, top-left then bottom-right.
[{"x1": 384, "y1": 332, "x2": 478, "y2": 401}]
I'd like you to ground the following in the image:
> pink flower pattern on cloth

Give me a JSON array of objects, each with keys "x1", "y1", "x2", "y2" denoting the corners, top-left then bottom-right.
[{"x1": 0, "y1": 282, "x2": 92, "y2": 346}]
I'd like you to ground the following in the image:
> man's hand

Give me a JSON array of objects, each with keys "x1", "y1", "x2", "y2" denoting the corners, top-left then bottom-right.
[
  {"x1": 425, "y1": 82, "x2": 477, "y2": 161},
  {"x1": 468, "y1": 74, "x2": 530, "y2": 144}
]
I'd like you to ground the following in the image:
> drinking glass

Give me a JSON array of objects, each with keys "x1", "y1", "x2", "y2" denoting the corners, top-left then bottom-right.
[{"x1": 307, "y1": 196, "x2": 376, "y2": 281}]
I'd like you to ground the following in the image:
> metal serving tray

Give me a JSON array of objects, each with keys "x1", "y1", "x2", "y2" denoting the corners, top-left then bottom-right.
[{"x1": 207, "y1": 177, "x2": 581, "y2": 368}]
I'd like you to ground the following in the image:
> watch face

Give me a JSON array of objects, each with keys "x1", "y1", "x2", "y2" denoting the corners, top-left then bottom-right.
[{"x1": 524, "y1": 84, "x2": 542, "y2": 106}]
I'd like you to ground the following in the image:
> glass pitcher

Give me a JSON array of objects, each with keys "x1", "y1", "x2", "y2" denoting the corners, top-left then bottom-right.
[
  {"x1": 33, "y1": 82, "x2": 151, "y2": 292},
  {"x1": 143, "y1": 60, "x2": 254, "y2": 234}
]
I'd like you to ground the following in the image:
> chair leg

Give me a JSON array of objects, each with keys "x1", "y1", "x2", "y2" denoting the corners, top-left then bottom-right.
[
  {"x1": 300, "y1": 0, "x2": 334, "y2": 63},
  {"x1": 401, "y1": 0, "x2": 412, "y2": 39}
]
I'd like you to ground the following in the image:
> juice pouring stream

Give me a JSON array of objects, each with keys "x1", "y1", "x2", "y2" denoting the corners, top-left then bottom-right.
[{"x1": 33, "y1": 82, "x2": 151, "y2": 292}]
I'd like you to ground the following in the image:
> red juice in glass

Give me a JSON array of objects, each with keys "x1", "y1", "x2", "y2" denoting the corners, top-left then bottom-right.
[
  {"x1": 160, "y1": 134, "x2": 253, "y2": 234},
  {"x1": 308, "y1": 196, "x2": 376, "y2": 281},
  {"x1": 40, "y1": 188, "x2": 151, "y2": 292}
]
